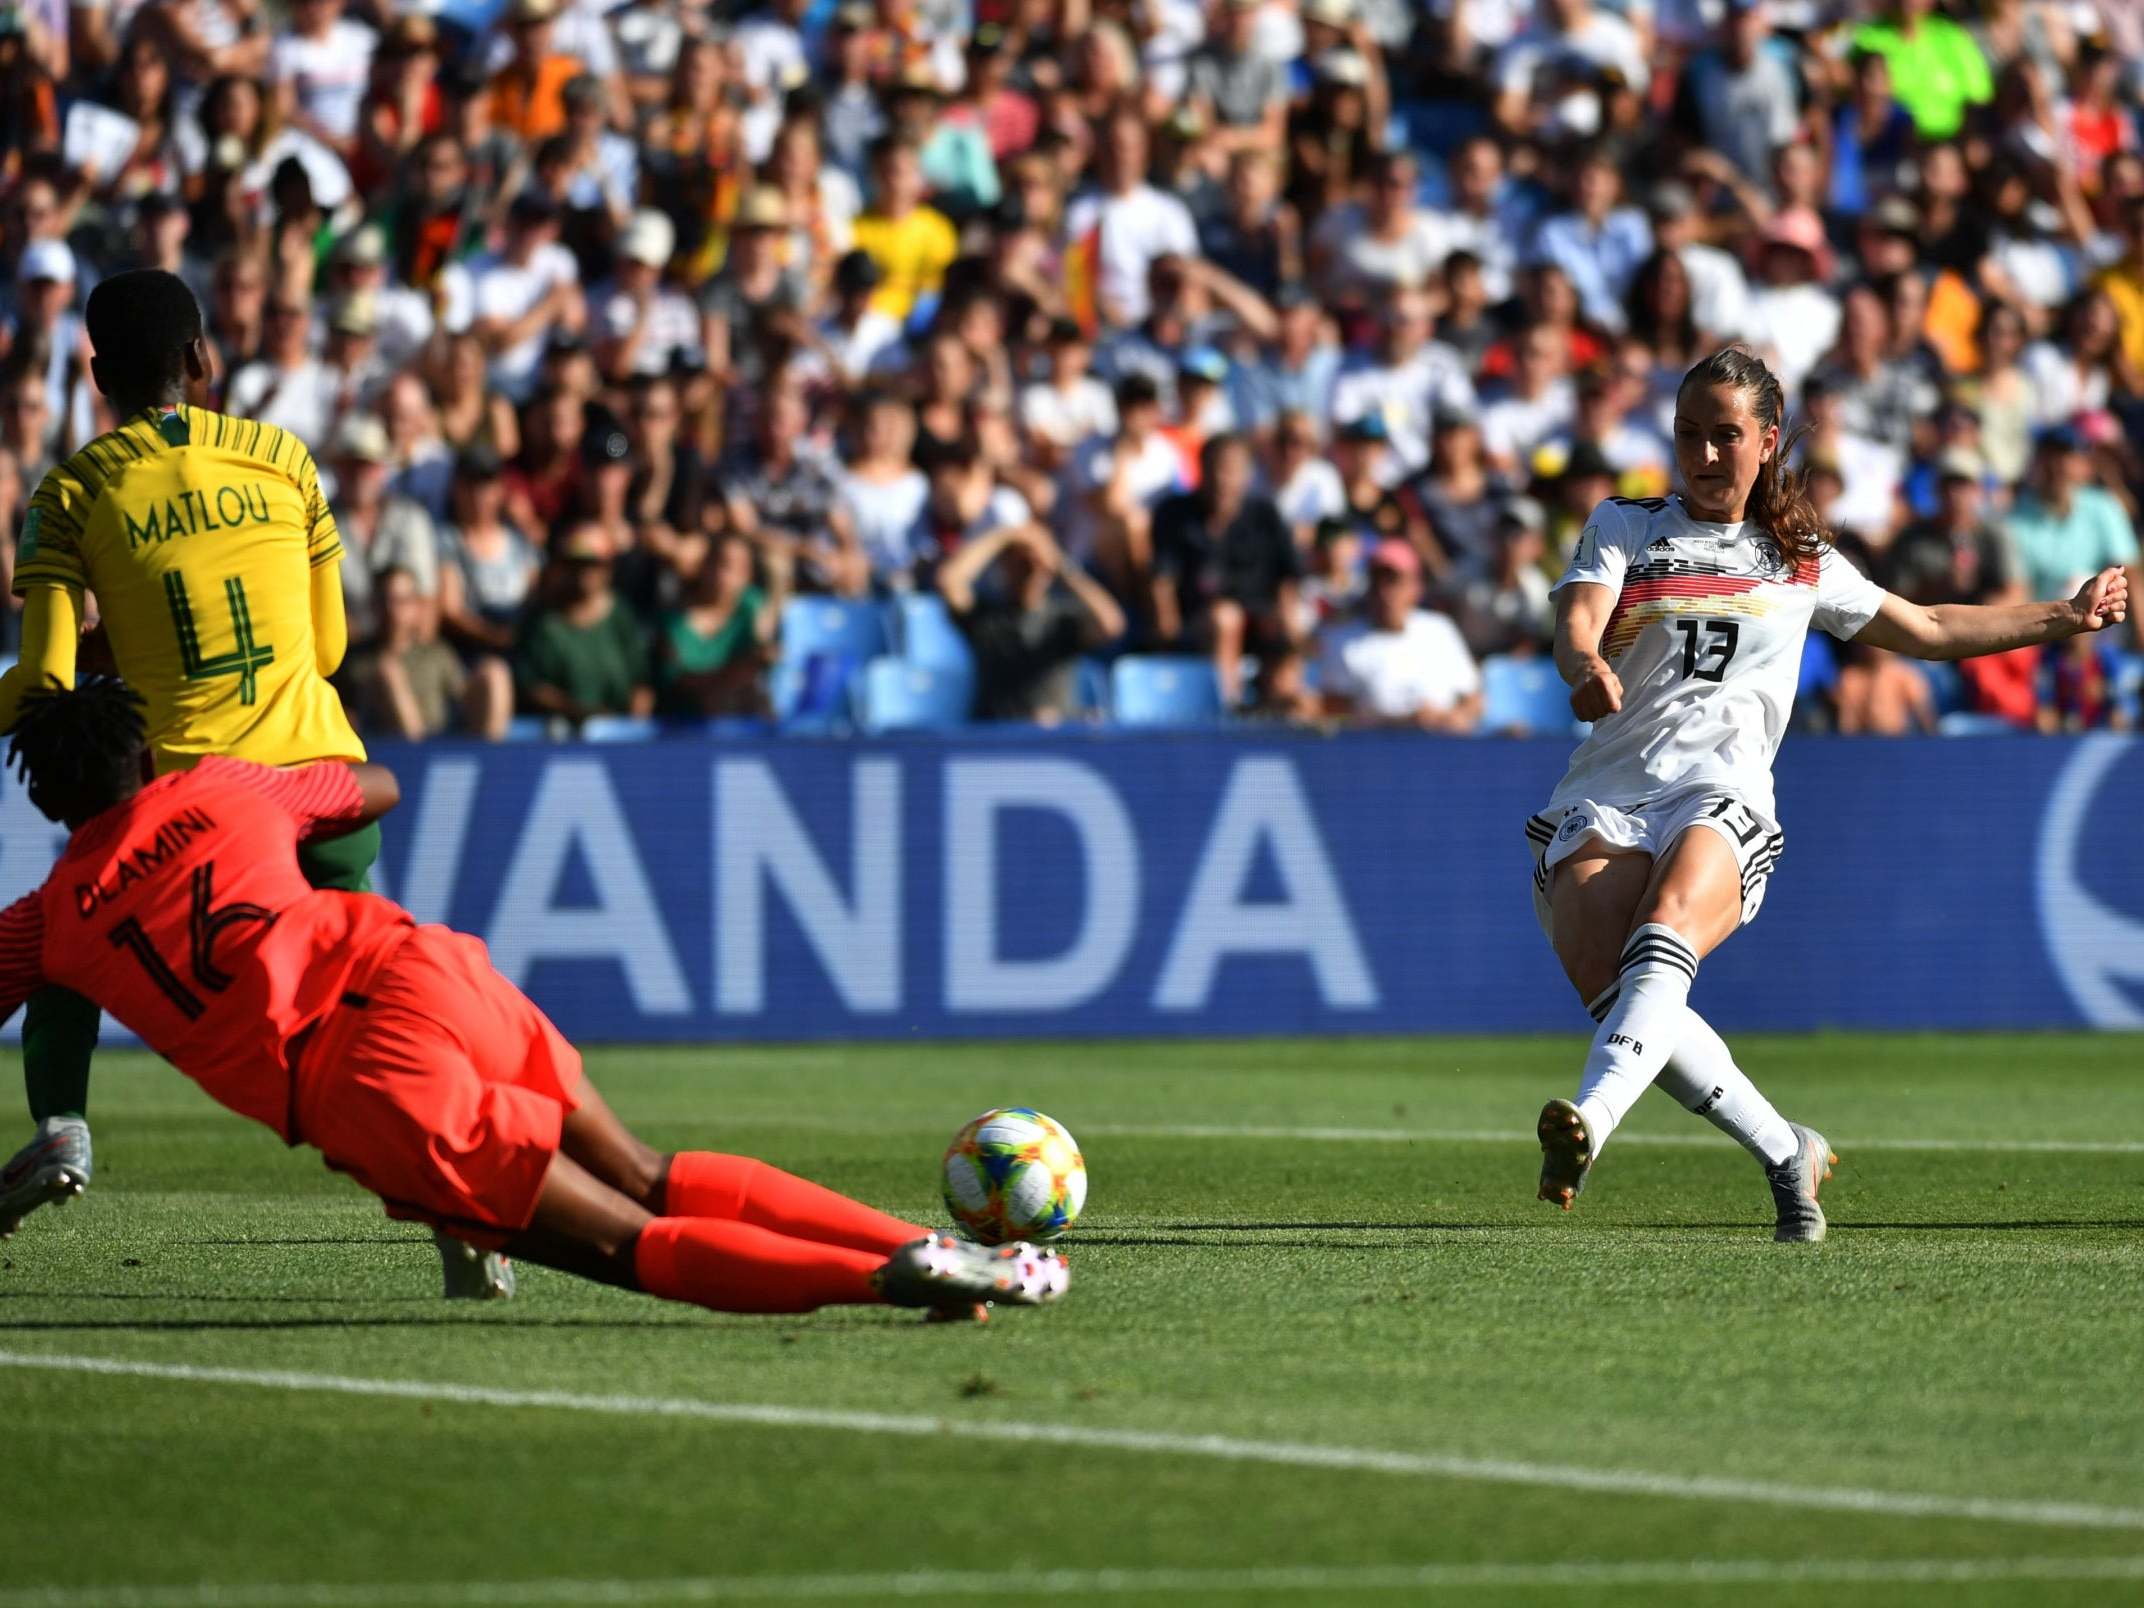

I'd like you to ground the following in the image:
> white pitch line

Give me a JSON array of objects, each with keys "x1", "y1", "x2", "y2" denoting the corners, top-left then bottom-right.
[
  {"x1": 6, "y1": 1556, "x2": 2144, "y2": 1607},
  {"x1": 3, "y1": 1350, "x2": 2140, "y2": 1535},
  {"x1": 1082, "y1": 1123, "x2": 2144, "y2": 1155}
]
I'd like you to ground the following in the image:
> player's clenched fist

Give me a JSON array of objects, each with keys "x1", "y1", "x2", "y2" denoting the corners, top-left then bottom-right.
[
  {"x1": 2071, "y1": 566, "x2": 2131, "y2": 632},
  {"x1": 1569, "y1": 663, "x2": 1623, "y2": 723}
]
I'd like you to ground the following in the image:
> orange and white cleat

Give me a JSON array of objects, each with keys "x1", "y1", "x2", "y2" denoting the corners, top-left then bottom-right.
[
  {"x1": 1766, "y1": 1123, "x2": 1837, "y2": 1244},
  {"x1": 1536, "y1": 1098, "x2": 1596, "y2": 1211}
]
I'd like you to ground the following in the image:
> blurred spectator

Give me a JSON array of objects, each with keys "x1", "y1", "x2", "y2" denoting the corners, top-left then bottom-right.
[
  {"x1": 1317, "y1": 538, "x2": 1480, "y2": 730},
  {"x1": 1063, "y1": 108, "x2": 1197, "y2": 329},
  {"x1": 1532, "y1": 150, "x2": 1650, "y2": 336},
  {"x1": 594, "y1": 209, "x2": 699, "y2": 381},
  {"x1": 1886, "y1": 450, "x2": 2017, "y2": 608},
  {"x1": 655, "y1": 531, "x2": 780, "y2": 720},
  {"x1": 836, "y1": 390, "x2": 930, "y2": 583},
  {"x1": 515, "y1": 522, "x2": 655, "y2": 724},
  {"x1": 439, "y1": 444, "x2": 542, "y2": 657},
  {"x1": 1, "y1": 361, "x2": 53, "y2": 488},
  {"x1": 1063, "y1": 371, "x2": 1184, "y2": 590},
  {"x1": 1264, "y1": 408, "x2": 1343, "y2": 536},
  {"x1": 939, "y1": 523, "x2": 1124, "y2": 723},
  {"x1": 2001, "y1": 426, "x2": 2140, "y2": 609},
  {"x1": 326, "y1": 413, "x2": 437, "y2": 641},
  {"x1": 348, "y1": 566, "x2": 511, "y2": 741},
  {"x1": 1150, "y1": 432, "x2": 1301, "y2": 701},
  {"x1": 1850, "y1": 0, "x2": 1991, "y2": 140},
  {"x1": 1674, "y1": 0, "x2": 1798, "y2": 194},
  {"x1": 1297, "y1": 514, "x2": 1364, "y2": 637},
  {"x1": 225, "y1": 290, "x2": 337, "y2": 444},
  {"x1": 720, "y1": 381, "x2": 860, "y2": 595},
  {"x1": 1480, "y1": 322, "x2": 1575, "y2": 477},
  {"x1": 1329, "y1": 287, "x2": 1474, "y2": 483},
  {"x1": 1020, "y1": 317, "x2": 1116, "y2": 470},
  {"x1": 1448, "y1": 498, "x2": 1553, "y2": 660},
  {"x1": 852, "y1": 137, "x2": 958, "y2": 325},
  {"x1": 452, "y1": 188, "x2": 584, "y2": 405}
]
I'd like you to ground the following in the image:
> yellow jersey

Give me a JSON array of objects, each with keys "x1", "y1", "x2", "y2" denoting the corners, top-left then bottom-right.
[{"x1": 15, "y1": 404, "x2": 365, "y2": 773}]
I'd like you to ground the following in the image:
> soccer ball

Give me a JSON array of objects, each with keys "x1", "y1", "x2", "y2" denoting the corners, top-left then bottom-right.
[{"x1": 942, "y1": 1108, "x2": 1087, "y2": 1245}]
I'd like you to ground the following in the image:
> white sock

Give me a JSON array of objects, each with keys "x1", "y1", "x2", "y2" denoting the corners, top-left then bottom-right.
[
  {"x1": 1573, "y1": 924, "x2": 1699, "y2": 1151},
  {"x1": 1652, "y1": 1008, "x2": 1798, "y2": 1167}
]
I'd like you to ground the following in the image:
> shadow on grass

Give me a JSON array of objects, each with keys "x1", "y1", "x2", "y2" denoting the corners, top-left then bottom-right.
[
  {"x1": 1637, "y1": 1219, "x2": 2144, "y2": 1232},
  {"x1": 0, "y1": 1315, "x2": 697, "y2": 1333}
]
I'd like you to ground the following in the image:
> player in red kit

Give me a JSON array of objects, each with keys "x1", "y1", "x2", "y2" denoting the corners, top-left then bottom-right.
[{"x1": 0, "y1": 680, "x2": 1069, "y2": 1318}]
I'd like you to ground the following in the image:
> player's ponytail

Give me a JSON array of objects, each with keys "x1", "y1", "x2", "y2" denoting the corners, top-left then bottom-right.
[{"x1": 1681, "y1": 347, "x2": 1829, "y2": 568}]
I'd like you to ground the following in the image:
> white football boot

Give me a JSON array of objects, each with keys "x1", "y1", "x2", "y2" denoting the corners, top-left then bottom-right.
[
  {"x1": 0, "y1": 1117, "x2": 91, "y2": 1238},
  {"x1": 434, "y1": 1229, "x2": 517, "y2": 1300},
  {"x1": 875, "y1": 1233, "x2": 1069, "y2": 1312}
]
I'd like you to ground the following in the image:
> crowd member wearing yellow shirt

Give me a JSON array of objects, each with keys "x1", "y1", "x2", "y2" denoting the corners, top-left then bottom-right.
[
  {"x1": 2096, "y1": 196, "x2": 2144, "y2": 379},
  {"x1": 848, "y1": 137, "x2": 958, "y2": 325},
  {"x1": 0, "y1": 270, "x2": 511, "y2": 1299}
]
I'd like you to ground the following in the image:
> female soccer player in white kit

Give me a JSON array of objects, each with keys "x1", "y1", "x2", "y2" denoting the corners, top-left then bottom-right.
[{"x1": 1529, "y1": 347, "x2": 2130, "y2": 1240}]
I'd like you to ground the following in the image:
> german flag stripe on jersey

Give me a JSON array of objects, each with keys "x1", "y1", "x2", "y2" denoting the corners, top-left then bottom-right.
[
  {"x1": 1600, "y1": 554, "x2": 1820, "y2": 660},
  {"x1": 16, "y1": 404, "x2": 360, "y2": 772}
]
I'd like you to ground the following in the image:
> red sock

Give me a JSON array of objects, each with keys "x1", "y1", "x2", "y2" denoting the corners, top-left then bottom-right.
[
  {"x1": 662, "y1": 1152, "x2": 927, "y2": 1255},
  {"x1": 632, "y1": 1217, "x2": 886, "y2": 1314}
]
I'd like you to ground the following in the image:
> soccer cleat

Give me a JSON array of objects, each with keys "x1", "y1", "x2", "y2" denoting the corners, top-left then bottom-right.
[
  {"x1": 433, "y1": 1229, "x2": 517, "y2": 1301},
  {"x1": 1767, "y1": 1123, "x2": 1837, "y2": 1244},
  {"x1": 1536, "y1": 1098, "x2": 1596, "y2": 1211},
  {"x1": 874, "y1": 1233, "x2": 1069, "y2": 1311},
  {"x1": 0, "y1": 1117, "x2": 92, "y2": 1238}
]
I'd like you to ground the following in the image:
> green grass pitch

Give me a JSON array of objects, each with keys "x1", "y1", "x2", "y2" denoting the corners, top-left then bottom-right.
[{"x1": 3, "y1": 1033, "x2": 2142, "y2": 1607}]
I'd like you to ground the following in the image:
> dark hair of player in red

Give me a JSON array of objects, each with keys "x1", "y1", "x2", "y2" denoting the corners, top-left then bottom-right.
[
  {"x1": 1678, "y1": 346, "x2": 1830, "y2": 565},
  {"x1": 6, "y1": 678, "x2": 148, "y2": 829}
]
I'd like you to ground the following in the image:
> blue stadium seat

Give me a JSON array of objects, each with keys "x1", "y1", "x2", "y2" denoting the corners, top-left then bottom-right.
[
  {"x1": 775, "y1": 598, "x2": 889, "y2": 732},
  {"x1": 580, "y1": 715, "x2": 659, "y2": 743},
  {"x1": 1937, "y1": 712, "x2": 2018, "y2": 736},
  {"x1": 1110, "y1": 656, "x2": 1223, "y2": 728},
  {"x1": 891, "y1": 593, "x2": 975, "y2": 673},
  {"x1": 1912, "y1": 658, "x2": 1968, "y2": 716},
  {"x1": 1074, "y1": 656, "x2": 1112, "y2": 719},
  {"x1": 1480, "y1": 654, "x2": 1578, "y2": 736},
  {"x1": 501, "y1": 716, "x2": 550, "y2": 743},
  {"x1": 854, "y1": 657, "x2": 973, "y2": 733},
  {"x1": 781, "y1": 597, "x2": 888, "y2": 663}
]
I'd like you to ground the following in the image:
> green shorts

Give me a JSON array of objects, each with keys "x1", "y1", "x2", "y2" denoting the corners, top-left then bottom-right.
[{"x1": 296, "y1": 821, "x2": 381, "y2": 894}]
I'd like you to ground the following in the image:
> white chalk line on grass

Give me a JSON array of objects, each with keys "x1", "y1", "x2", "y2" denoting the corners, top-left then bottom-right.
[
  {"x1": 3, "y1": 1351, "x2": 2140, "y2": 1536},
  {"x1": 6, "y1": 1556, "x2": 2144, "y2": 1607},
  {"x1": 1083, "y1": 1123, "x2": 2144, "y2": 1155}
]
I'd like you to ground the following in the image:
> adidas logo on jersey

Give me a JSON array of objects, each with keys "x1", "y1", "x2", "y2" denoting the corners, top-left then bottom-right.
[{"x1": 1647, "y1": 538, "x2": 1675, "y2": 551}]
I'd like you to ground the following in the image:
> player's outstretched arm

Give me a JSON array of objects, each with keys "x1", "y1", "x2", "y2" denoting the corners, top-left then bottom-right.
[
  {"x1": 0, "y1": 585, "x2": 83, "y2": 734},
  {"x1": 1554, "y1": 582, "x2": 1624, "y2": 723},
  {"x1": 1853, "y1": 566, "x2": 2131, "y2": 661}
]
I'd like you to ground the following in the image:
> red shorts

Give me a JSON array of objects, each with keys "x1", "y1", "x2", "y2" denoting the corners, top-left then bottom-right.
[{"x1": 291, "y1": 925, "x2": 585, "y2": 1248}]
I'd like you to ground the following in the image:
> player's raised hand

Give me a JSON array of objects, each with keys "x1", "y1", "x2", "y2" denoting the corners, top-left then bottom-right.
[
  {"x1": 1570, "y1": 664, "x2": 1623, "y2": 723},
  {"x1": 2071, "y1": 566, "x2": 2131, "y2": 633}
]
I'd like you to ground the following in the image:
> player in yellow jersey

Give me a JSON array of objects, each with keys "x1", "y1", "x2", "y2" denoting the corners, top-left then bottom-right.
[{"x1": 0, "y1": 270, "x2": 511, "y2": 1299}]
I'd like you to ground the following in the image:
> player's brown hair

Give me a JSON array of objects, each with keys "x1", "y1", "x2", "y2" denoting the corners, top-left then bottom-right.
[{"x1": 1679, "y1": 347, "x2": 1830, "y2": 566}]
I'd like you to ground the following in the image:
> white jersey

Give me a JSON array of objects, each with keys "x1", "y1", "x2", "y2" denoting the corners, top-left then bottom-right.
[{"x1": 1547, "y1": 496, "x2": 1887, "y2": 816}]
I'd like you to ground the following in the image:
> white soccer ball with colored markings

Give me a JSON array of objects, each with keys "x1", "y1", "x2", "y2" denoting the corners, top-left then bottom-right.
[{"x1": 942, "y1": 1108, "x2": 1087, "y2": 1245}]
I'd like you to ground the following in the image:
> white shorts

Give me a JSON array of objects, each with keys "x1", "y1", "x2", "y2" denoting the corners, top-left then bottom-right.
[{"x1": 1524, "y1": 788, "x2": 1784, "y2": 939}]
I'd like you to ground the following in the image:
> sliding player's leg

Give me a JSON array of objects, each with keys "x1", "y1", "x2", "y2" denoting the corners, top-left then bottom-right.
[
  {"x1": 297, "y1": 821, "x2": 512, "y2": 1300},
  {"x1": 506, "y1": 1148, "x2": 1065, "y2": 1315},
  {"x1": 556, "y1": 1081, "x2": 932, "y2": 1255}
]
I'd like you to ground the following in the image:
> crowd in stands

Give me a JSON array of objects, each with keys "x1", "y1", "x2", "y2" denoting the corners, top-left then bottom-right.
[{"x1": 0, "y1": 0, "x2": 2140, "y2": 737}]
